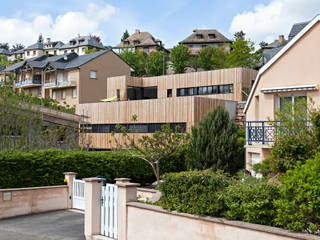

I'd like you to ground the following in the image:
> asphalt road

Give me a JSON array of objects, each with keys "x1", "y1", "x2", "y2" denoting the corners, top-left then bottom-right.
[{"x1": 0, "y1": 210, "x2": 84, "y2": 240}]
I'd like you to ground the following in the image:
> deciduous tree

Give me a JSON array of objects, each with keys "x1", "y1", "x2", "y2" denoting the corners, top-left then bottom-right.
[{"x1": 170, "y1": 44, "x2": 190, "y2": 74}]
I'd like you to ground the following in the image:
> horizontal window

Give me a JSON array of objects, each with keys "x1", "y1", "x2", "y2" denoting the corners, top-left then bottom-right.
[
  {"x1": 81, "y1": 123, "x2": 186, "y2": 133},
  {"x1": 177, "y1": 84, "x2": 233, "y2": 97}
]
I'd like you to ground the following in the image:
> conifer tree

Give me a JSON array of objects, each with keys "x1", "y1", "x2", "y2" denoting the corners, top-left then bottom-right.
[{"x1": 187, "y1": 106, "x2": 243, "y2": 173}]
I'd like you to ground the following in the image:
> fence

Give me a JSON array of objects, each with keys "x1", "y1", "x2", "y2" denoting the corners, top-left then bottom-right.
[{"x1": 101, "y1": 184, "x2": 118, "y2": 239}]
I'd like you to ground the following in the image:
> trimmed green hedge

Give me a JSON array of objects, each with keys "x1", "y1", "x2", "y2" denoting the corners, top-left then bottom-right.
[
  {"x1": 0, "y1": 148, "x2": 188, "y2": 188},
  {"x1": 159, "y1": 170, "x2": 280, "y2": 226}
]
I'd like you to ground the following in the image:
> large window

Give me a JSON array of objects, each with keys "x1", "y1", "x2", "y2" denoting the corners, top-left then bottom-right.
[
  {"x1": 83, "y1": 122, "x2": 187, "y2": 134},
  {"x1": 127, "y1": 86, "x2": 157, "y2": 100},
  {"x1": 72, "y1": 88, "x2": 77, "y2": 98},
  {"x1": 177, "y1": 84, "x2": 233, "y2": 97},
  {"x1": 278, "y1": 95, "x2": 307, "y2": 119}
]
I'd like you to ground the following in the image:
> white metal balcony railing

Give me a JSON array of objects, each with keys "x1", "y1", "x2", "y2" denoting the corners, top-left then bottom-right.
[
  {"x1": 44, "y1": 81, "x2": 77, "y2": 88},
  {"x1": 15, "y1": 79, "x2": 42, "y2": 87}
]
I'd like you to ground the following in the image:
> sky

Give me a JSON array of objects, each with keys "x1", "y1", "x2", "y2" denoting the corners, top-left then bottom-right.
[{"x1": 0, "y1": 0, "x2": 319, "y2": 49}]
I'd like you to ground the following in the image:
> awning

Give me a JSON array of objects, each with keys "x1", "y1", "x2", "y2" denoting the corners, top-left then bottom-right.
[{"x1": 260, "y1": 84, "x2": 317, "y2": 93}]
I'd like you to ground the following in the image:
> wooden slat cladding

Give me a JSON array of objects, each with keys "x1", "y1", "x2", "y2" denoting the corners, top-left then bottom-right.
[
  {"x1": 77, "y1": 96, "x2": 237, "y2": 149},
  {"x1": 107, "y1": 68, "x2": 258, "y2": 102}
]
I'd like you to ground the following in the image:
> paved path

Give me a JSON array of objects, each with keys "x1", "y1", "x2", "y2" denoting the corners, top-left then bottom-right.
[{"x1": 0, "y1": 210, "x2": 84, "y2": 240}]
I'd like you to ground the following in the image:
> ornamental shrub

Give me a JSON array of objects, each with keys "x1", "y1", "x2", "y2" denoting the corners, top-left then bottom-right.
[
  {"x1": 159, "y1": 169, "x2": 231, "y2": 216},
  {"x1": 187, "y1": 106, "x2": 243, "y2": 174},
  {"x1": 222, "y1": 176, "x2": 280, "y2": 226},
  {"x1": 274, "y1": 155, "x2": 320, "y2": 234},
  {"x1": 0, "y1": 148, "x2": 188, "y2": 188}
]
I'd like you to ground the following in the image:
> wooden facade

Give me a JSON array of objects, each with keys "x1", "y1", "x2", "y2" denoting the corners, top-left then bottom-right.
[
  {"x1": 107, "y1": 68, "x2": 257, "y2": 102},
  {"x1": 77, "y1": 96, "x2": 237, "y2": 149}
]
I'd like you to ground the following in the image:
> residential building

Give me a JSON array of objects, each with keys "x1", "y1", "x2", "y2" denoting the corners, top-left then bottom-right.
[
  {"x1": 0, "y1": 48, "x2": 10, "y2": 56},
  {"x1": 2, "y1": 50, "x2": 132, "y2": 108},
  {"x1": 260, "y1": 35, "x2": 287, "y2": 65},
  {"x1": 8, "y1": 35, "x2": 105, "y2": 61},
  {"x1": 76, "y1": 67, "x2": 257, "y2": 150},
  {"x1": 179, "y1": 29, "x2": 232, "y2": 55},
  {"x1": 244, "y1": 15, "x2": 320, "y2": 174},
  {"x1": 114, "y1": 29, "x2": 166, "y2": 54}
]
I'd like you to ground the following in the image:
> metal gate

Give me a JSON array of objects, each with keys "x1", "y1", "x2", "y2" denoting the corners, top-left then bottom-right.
[
  {"x1": 73, "y1": 179, "x2": 85, "y2": 210},
  {"x1": 101, "y1": 184, "x2": 118, "y2": 239}
]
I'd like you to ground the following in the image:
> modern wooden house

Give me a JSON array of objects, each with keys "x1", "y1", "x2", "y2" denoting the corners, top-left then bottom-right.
[
  {"x1": 77, "y1": 67, "x2": 257, "y2": 150},
  {"x1": 2, "y1": 50, "x2": 132, "y2": 108},
  {"x1": 244, "y1": 15, "x2": 320, "y2": 175}
]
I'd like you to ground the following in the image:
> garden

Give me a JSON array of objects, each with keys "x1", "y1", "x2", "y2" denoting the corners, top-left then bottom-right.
[{"x1": 0, "y1": 98, "x2": 319, "y2": 236}]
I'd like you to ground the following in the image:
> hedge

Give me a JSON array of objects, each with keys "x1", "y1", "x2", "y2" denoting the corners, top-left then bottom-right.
[{"x1": 0, "y1": 148, "x2": 188, "y2": 188}]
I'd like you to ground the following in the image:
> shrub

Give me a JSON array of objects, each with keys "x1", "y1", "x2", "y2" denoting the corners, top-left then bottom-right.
[
  {"x1": 187, "y1": 106, "x2": 243, "y2": 174},
  {"x1": 222, "y1": 176, "x2": 280, "y2": 225},
  {"x1": 159, "y1": 169, "x2": 230, "y2": 216},
  {"x1": 274, "y1": 155, "x2": 320, "y2": 234},
  {"x1": 0, "y1": 148, "x2": 188, "y2": 188},
  {"x1": 267, "y1": 135, "x2": 315, "y2": 174}
]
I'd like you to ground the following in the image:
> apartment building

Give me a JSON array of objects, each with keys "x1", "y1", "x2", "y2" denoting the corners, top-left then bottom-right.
[
  {"x1": 77, "y1": 67, "x2": 257, "y2": 150},
  {"x1": 244, "y1": 15, "x2": 320, "y2": 174},
  {"x1": 179, "y1": 29, "x2": 232, "y2": 55},
  {"x1": 8, "y1": 36, "x2": 105, "y2": 62},
  {"x1": 114, "y1": 29, "x2": 167, "y2": 54},
  {"x1": 2, "y1": 50, "x2": 132, "y2": 107}
]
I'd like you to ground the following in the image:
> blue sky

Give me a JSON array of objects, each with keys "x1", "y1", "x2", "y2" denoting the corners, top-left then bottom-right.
[{"x1": 0, "y1": 0, "x2": 319, "y2": 48}]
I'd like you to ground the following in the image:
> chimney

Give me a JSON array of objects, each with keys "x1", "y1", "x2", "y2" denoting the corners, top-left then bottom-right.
[
  {"x1": 135, "y1": 29, "x2": 140, "y2": 34},
  {"x1": 278, "y1": 35, "x2": 285, "y2": 45},
  {"x1": 47, "y1": 38, "x2": 51, "y2": 43}
]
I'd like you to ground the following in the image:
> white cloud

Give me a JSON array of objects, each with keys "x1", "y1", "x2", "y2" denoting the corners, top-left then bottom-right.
[
  {"x1": 0, "y1": 3, "x2": 117, "y2": 47},
  {"x1": 229, "y1": 0, "x2": 320, "y2": 45}
]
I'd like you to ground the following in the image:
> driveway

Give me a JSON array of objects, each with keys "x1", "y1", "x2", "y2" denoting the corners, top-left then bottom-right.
[{"x1": 0, "y1": 210, "x2": 84, "y2": 240}]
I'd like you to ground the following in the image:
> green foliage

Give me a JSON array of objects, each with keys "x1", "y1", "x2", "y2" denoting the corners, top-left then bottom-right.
[
  {"x1": 11, "y1": 43, "x2": 24, "y2": 52},
  {"x1": 211, "y1": 46, "x2": 228, "y2": 69},
  {"x1": 85, "y1": 46, "x2": 101, "y2": 54},
  {"x1": 223, "y1": 176, "x2": 280, "y2": 225},
  {"x1": 0, "y1": 54, "x2": 11, "y2": 67},
  {"x1": 114, "y1": 123, "x2": 190, "y2": 184},
  {"x1": 268, "y1": 135, "x2": 315, "y2": 174},
  {"x1": 170, "y1": 44, "x2": 190, "y2": 74},
  {"x1": 159, "y1": 169, "x2": 231, "y2": 216},
  {"x1": 120, "y1": 48, "x2": 147, "y2": 76},
  {"x1": 274, "y1": 155, "x2": 320, "y2": 234},
  {"x1": 311, "y1": 110, "x2": 320, "y2": 146},
  {"x1": 187, "y1": 106, "x2": 243, "y2": 174},
  {"x1": 187, "y1": 55, "x2": 201, "y2": 72},
  {"x1": 121, "y1": 30, "x2": 130, "y2": 41},
  {"x1": 197, "y1": 46, "x2": 215, "y2": 70},
  {"x1": 145, "y1": 50, "x2": 167, "y2": 76},
  {"x1": 0, "y1": 43, "x2": 9, "y2": 50},
  {"x1": 227, "y1": 31, "x2": 261, "y2": 69},
  {"x1": 0, "y1": 148, "x2": 188, "y2": 188}
]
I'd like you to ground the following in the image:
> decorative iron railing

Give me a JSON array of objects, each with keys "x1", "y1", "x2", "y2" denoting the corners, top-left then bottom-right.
[
  {"x1": 246, "y1": 121, "x2": 280, "y2": 144},
  {"x1": 246, "y1": 121, "x2": 311, "y2": 144}
]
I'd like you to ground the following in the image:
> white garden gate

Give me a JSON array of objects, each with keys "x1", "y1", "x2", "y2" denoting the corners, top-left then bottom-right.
[
  {"x1": 73, "y1": 179, "x2": 85, "y2": 210},
  {"x1": 101, "y1": 184, "x2": 118, "y2": 239}
]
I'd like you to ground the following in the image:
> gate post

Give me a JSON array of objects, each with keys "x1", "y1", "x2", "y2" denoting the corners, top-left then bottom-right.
[
  {"x1": 84, "y1": 177, "x2": 105, "y2": 240},
  {"x1": 116, "y1": 178, "x2": 140, "y2": 240},
  {"x1": 64, "y1": 172, "x2": 77, "y2": 209}
]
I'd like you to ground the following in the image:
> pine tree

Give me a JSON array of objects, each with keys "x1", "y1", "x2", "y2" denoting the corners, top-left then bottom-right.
[
  {"x1": 121, "y1": 30, "x2": 130, "y2": 41},
  {"x1": 187, "y1": 106, "x2": 243, "y2": 174}
]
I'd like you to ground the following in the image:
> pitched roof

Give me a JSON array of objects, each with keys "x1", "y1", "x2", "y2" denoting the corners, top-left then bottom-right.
[
  {"x1": 244, "y1": 15, "x2": 320, "y2": 114},
  {"x1": 26, "y1": 42, "x2": 44, "y2": 50},
  {"x1": 115, "y1": 30, "x2": 162, "y2": 48},
  {"x1": 0, "y1": 48, "x2": 10, "y2": 55},
  {"x1": 59, "y1": 36, "x2": 104, "y2": 50},
  {"x1": 179, "y1": 29, "x2": 232, "y2": 44},
  {"x1": 288, "y1": 21, "x2": 310, "y2": 41}
]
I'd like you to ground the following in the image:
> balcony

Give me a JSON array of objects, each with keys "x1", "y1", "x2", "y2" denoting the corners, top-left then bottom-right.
[
  {"x1": 44, "y1": 81, "x2": 77, "y2": 89},
  {"x1": 246, "y1": 121, "x2": 311, "y2": 145},
  {"x1": 246, "y1": 121, "x2": 279, "y2": 145},
  {"x1": 15, "y1": 79, "x2": 42, "y2": 88}
]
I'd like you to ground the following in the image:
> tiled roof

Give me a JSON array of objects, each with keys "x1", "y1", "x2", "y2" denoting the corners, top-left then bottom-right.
[
  {"x1": 26, "y1": 42, "x2": 44, "y2": 50},
  {"x1": 179, "y1": 29, "x2": 232, "y2": 44},
  {"x1": 288, "y1": 21, "x2": 310, "y2": 41},
  {"x1": 0, "y1": 48, "x2": 11, "y2": 55},
  {"x1": 59, "y1": 36, "x2": 104, "y2": 50},
  {"x1": 115, "y1": 30, "x2": 162, "y2": 48}
]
